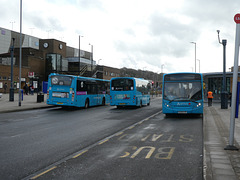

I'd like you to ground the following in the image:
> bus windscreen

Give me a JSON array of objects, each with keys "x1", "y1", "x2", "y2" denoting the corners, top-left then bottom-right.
[
  {"x1": 51, "y1": 76, "x2": 72, "y2": 86},
  {"x1": 111, "y1": 79, "x2": 134, "y2": 91},
  {"x1": 163, "y1": 82, "x2": 202, "y2": 101}
]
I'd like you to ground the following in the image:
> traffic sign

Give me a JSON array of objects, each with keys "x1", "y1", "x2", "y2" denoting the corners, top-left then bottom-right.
[{"x1": 234, "y1": 14, "x2": 240, "y2": 24}]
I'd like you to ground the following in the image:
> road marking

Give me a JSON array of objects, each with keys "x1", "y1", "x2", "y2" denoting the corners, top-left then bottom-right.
[
  {"x1": 73, "y1": 150, "x2": 88, "y2": 159},
  {"x1": 128, "y1": 125, "x2": 135, "y2": 129},
  {"x1": 30, "y1": 166, "x2": 57, "y2": 179},
  {"x1": 25, "y1": 111, "x2": 162, "y2": 179},
  {"x1": 116, "y1": 132, "x2": 124, "y2": 136},
  {"x1": 99, "y1": 139, "x2": 109, "y2": 145},
  {"x1": 144, "y1": 124, "x2": 156, "y2": 129}
]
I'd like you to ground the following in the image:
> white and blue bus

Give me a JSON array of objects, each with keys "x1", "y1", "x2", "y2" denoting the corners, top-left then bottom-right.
[
  {"x1": 110, "y1": 77, "x2": 151, "y2": 108},
  {"x1": 47, "y1": 73, "x2": 110, "y2": 108},
  {"x1": 162, "y1": 72, "x2": 203, "y2": 115}
]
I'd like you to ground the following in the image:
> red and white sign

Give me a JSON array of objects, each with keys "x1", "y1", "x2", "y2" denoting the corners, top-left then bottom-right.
[
  {"x1": 28, "y1": 72, "x2": 35, "y2": 78},
  {"x1": 234, "y1": 14, "x2": 240, "y2": 24}
]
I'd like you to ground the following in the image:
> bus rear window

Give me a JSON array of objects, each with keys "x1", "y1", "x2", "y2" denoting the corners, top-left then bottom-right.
[
  {"x1": 111, "y1": 79, "x2": 134, "y2": 91},
  {"x1": 51, "y1": 76, "x2": 72, "y2": 86}
]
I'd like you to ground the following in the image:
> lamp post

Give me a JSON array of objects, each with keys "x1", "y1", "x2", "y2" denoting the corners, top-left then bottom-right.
[
  {"x1": 89, "y1": 43, "x2": 93, "y2": 72},
  {"x1": 10, "y1": 21, "x2": 15, "y2": 30},
  {"x1": 161, "y1": 64, "x2": 165, "y2": 73},
  {"x1": 217, "y1": 30, "x2": 228, "y2": 109},
  {"x1": 9, "y1": 38, "x2": 15, "y2": 101},
  {"x1": 79, "y1": 35, "x2": 83, "y2": 75},
  {"x1": 19, "y1": 0, "x2": 22, "y2": 106},
  {"x1": 190, "y1": 42, "x2": 196, "y2": 73},
  {"x1": 197, "y1": 59, "x2": 200, "y2": 73}
]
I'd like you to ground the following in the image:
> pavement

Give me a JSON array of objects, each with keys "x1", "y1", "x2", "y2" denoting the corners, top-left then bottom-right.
[
  {"x1": 1, "y1": 93, "x2": 240, "y2": 179},
  {"x1": 0, "y1": 93, "x2": 51, "y2": 113}
]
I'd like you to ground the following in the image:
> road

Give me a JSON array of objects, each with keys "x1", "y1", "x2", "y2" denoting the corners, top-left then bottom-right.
[{"x1": 0, "y1": 97, "x2": 203, "y2": 180}]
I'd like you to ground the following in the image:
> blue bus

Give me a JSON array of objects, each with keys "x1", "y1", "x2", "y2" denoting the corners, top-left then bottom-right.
[
  {"x1": 47, "y1": 73, "x2": 110, "y2": 108},
  {"x1": 110, "y1": 77, "x2": 151, "y2": 108},
  {"x1": 162, "y1": 72, "x2": 203, "y2": 115}
]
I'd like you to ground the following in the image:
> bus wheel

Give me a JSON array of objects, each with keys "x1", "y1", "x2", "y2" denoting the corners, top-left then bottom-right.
[
  {"x1": 85, "y1": 99, "x2": 89, "y2": 109},
  {"x1": 102, "y1": 98, "x2": 105, "y2": 106},
  {"x1": 147, "y1": 100, "x2": 150, "y2": 106}
]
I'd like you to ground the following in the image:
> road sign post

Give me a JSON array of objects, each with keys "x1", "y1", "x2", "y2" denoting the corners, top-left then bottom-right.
[{"x1": 225, "y1": 14, "x2": 240, "y2": 151}]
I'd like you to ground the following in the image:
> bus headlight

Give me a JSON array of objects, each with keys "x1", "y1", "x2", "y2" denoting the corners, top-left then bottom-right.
[
  {"x1": 165, "y1": 103, "x2": 170, "y2": 108},
  {"x1": 196, "y1": 103, "x2": 201, "y2": 107}
]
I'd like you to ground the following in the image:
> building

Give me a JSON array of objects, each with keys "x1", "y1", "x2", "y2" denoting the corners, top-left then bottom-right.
[
  {"x1": 203, "y1": 72, "x2": 240, "y2": 100},
  {"x1": 0, "y1": 27, "x2": 98, "y2": 93}
]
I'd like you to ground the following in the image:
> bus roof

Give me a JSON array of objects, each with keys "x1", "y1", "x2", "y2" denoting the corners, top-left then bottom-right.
[
  {"x1": 110, "y1": 77, "x2": 148, "y2": 82},
  {"x1": 48, "y1": 73, "x2": 110, "y2": 82}
]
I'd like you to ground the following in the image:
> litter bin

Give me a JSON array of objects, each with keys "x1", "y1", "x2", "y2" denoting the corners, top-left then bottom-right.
[{"x1": 37, "y1": 92, "x2": 44, "y2": 103}]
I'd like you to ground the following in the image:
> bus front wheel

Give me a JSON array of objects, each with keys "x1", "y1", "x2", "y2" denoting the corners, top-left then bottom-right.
[
  {"x1": 102, "y1": 98, "x2": 105, "y2": 106},
  {"x1": 85, "y1": 99, "x2": 89, "y2": 109}
]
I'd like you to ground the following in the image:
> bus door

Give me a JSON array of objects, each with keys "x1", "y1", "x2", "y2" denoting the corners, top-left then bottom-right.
[{"x1": 87, "y1": 81, "x2": 98, "y2": 106}]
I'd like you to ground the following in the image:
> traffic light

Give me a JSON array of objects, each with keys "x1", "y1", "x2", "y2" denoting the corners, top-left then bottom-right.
[{"x1": 152, "y1": 81, "x2": 154, "y2": 86}]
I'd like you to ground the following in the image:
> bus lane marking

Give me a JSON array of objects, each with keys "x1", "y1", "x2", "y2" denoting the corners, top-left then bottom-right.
[
  {"x1": 30, "y1": 166, "x2": 57, "y2": 179},
  {"x1": 72, "y1": 150, "x2": 88, "y2": 159},
  {"x1": 25, "y1": 111, "x2": 162, "y2": 179},
  {"x1": 119, "y1": 146, "x2": 176, "y2": 159},
  {"x1": 98, "y1": 139, "x2": 109, "y2": 145},
  {"x1": 117, "y1": 132, "x2": 194, "y2": 159}
]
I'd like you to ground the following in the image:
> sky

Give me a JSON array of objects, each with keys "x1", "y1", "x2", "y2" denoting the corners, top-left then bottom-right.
[{"x1": 0, "y1": 0, "x2": 239, "y2": 74}]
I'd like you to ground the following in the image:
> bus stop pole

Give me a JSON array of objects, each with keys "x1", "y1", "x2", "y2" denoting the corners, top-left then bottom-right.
[{"x1": 225, "y1": 14, "x2": 240, "y2": 150}]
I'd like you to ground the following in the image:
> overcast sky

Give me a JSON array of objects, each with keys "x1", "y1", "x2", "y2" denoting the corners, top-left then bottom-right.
[{"x1": 0, "y1": 0, "x2": 239, "y2": 73}]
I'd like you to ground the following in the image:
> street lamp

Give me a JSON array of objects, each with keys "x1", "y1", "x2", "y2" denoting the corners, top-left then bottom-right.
[
  {"x1": 98, "y1": 59, "x2": 102, "y2": 65},
  {"x1": 217, "y1": 30, "x2": 228, "y2": 109},
  {"x1": 10, "y1": 21, "x2": 15, "y2": 30},
  {"x1": 79, "y1": 35, "x2": 83, "y2": 75},
  {"x1": 190, "y1": 42, "x2": 197, "y2": 73},
  {"x1": 197, "y1": 59, "x2": 200, "y2": 73},
  {"x1": 161, "y1": 64, "x2": 165, "y2": 73},
  {"x1": 89, "y1": 43, "x2": 93, "y2": 73},
  {"x1": 19, "y1": 0, "x2": 22, "y2": 106}
]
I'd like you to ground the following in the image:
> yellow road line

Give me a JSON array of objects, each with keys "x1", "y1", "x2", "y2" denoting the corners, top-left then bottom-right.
[
  {"x1": 72, "y1": 150, "x2": 88, "y2": 159},
  {"x1": 98, "y1": 139, "x2": 109, "y2": 145},
  {"x1": 116, "y1": 131, "x2": 124, "y2": 136},
  {"x1": 128, "y1": 125, "x2": 135, "y2": 129},
  {"x1": 30, "y1": 166, "x2": 57, "y2": 179}
]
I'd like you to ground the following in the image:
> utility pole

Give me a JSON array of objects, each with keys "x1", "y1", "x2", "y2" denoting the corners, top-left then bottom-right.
[{"x1": 9, "y1": 38, "x2": 15, "y2": 101}]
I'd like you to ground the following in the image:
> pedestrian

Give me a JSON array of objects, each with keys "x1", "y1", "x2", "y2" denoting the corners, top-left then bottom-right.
[
  {"x1": 207, "y1": 90, "x2": 213, "y2": 107},
  {"x1": 23, "y1": 84, "x2": 28, "y2": 95},
  {"x1": 3, "y1": 83, "x2": 7, "y2": 94},
  {"x1": 229, "y1": 92, "x2": 232, "y2": 107},
  {"x1": 30, "y1": 85, "x2": 34, "y2": 95}
]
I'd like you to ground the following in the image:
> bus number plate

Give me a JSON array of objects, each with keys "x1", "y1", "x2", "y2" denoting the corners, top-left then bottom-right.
[
  {"x1": 57, "y1": 102, "x2": 63, "y2": 105},
  {"x1": 119, "y1": 103, "x2": 126, "y2": 105},
  {"x1": 178, "y1": 111, "x2": 187, "y2": 114}
]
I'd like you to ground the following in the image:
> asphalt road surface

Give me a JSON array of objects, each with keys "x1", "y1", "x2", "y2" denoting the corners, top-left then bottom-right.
[
  {"x1": 0, "y1": 97, "x2": 160, "y2": 180},
  {"x1": 0, "y1": 97, "x2": 203, "y2": 180},
  {"x1": 33, "y1": 112, "x2": 203, "y2": 180}
]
